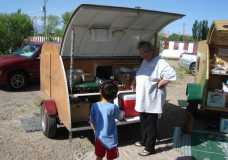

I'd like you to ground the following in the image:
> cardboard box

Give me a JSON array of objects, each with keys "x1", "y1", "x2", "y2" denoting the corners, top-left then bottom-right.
[
  {"x1": 220, "y1": 118, "x2": 228, "y2": 133},
  {"x1": 207, "y1": 91, "x2": 225, "y2": 108}
]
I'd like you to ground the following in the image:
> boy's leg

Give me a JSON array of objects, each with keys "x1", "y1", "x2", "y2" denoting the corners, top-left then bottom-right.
[
  {"x1": 95, "y1": 139, "x2": 105, "y2": 159},
  {"x1": 106, "y1": 147, "x2": 118, "y2": 160}
]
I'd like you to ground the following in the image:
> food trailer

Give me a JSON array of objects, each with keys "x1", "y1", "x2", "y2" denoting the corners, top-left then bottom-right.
[
  {"x1": 40, "y1": 4, "x2": 184, "y2": 138},
  {"x1": 187, "y1": 20, "x2": 228, "y2": 116}
]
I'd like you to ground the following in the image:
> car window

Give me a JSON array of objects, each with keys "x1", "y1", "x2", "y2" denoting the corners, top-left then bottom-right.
[{"x1": 13, "y1": 44, "x2": 40, "y2": 57}]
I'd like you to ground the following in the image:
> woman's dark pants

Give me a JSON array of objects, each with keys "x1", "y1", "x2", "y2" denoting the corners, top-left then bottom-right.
[{"x1": 140, "y1": 112, "x2": 158, "y2": 152}]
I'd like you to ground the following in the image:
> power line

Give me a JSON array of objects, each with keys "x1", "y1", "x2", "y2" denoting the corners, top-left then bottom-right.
[{"x1": 42, "y1": 0, "x2": 48, "y2": 37}]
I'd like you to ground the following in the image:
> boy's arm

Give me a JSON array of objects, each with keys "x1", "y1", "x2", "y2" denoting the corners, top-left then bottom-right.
[
  {"x1": 118, "y1": 110, "x2": 125, "y2": 121},
  {"x1": 89, "y1": 121, "x2": 96, "y2": 132},
  {"x1": 89, "y1": 104, "x2": 96, "y2": 132},
  {"x1": 114, "y1": 105, "x2": 125, "y2": 121}
]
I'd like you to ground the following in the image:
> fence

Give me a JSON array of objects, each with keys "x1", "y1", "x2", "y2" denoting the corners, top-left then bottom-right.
[
  {"x1": 28, "y1": 36, "x2": 62, "y2": 43},
  {"x1": 160, "y1": 40, "x2": 197, "y2": 59},
  {"x1": 161, "y1": 40, "x2": 197, "y2": 53}
]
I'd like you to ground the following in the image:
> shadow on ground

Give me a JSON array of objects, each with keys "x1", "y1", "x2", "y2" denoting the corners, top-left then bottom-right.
[
  {"x1": 52, "y1": 102, "x2": 191, "y2": 155},
  {"x1": 0, "y1": 82, "x2": 40, "y2": 92}
]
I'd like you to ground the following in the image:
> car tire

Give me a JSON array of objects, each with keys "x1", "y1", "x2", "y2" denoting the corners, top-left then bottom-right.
[
  {"x1": 8, "y1": 72, "x2": 27, "y2": 90},
  {"x1": 189, "y1": 63, "x2": 196, "y2": 75},
  {"x1": 41, "y1": 105, "x2": 57, "y2": 138}
]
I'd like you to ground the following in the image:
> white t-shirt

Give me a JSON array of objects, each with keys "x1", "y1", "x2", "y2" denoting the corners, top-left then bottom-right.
[{"x1": 135, "y1": 56, "x2": 176, "y2": 113}]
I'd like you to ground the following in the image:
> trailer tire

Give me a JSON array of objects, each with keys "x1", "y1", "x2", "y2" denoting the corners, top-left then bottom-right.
[
  {"x1": 41, "y1": 106, "x2": 57, "y2": 138},
  {"x1": 189, "y1": 62, "x2": 196, "y2": 75}
]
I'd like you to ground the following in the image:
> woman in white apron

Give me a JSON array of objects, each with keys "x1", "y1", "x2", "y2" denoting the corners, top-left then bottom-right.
[{"x1": 135, "y1": 41, "x2": 176, "y2": 156}]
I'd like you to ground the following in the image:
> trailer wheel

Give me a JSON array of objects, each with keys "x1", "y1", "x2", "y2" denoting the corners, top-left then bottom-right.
[
  {"x1": 41, "y1": 106, "x2": 57, "y2": 138},
  {"x1": 189, "y1": 62, "x2": 196, "y2": 75}
]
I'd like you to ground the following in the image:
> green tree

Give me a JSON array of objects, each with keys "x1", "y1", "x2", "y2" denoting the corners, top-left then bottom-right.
[
  {"x1": 192, "y1": 20, "x2": 198, "y2": 41},
  {"x1": 46, "y1": 15, "x2": 61, "y2": 35},
  {"x1": 62, "y1": 11, "x2": 72, "y2": 29},
  {"x1": 168, "y1": 33, "x2": 183, "y2": 41},
  {"x1": 167, "y1": 33, "x2": 193, "y2": 42},
  {"x1": 0, "y1": 10, "x2": 34, "y2": 55},
  {"x1": 201, "y1": 20, "x2": 209, "y2": 40},
  {"x1": 192, "y1": 20, "x2": 209, "y2": 41}
]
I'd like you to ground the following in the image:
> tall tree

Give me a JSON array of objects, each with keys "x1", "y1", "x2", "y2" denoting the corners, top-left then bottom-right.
[
  {"x1": 201, "y1": 20, "x2": 209, "y2": 40},
  {"x1": 192, "y1": 20, "x2": 198, "y2": 41},
  {"x1": 62, "y1": 11, "x2": 72, "y2": 29},
  {"x1": 0, "y1": 10, "x2": 34, "y2": 55},
  {"x1": 46, "y1": 15, "x2": 61, "y2": 34},
  {"x1": 192, "y1": 20, "x2": 209, "y2": 41}
]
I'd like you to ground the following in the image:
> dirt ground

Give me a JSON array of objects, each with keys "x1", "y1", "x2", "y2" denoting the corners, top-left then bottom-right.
[{"x1": 0, "y1": 60, "x2": 195, "y2": 160}]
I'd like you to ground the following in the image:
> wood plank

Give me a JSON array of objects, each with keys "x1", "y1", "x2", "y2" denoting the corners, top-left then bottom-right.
[
  {"x1": 40, "y1": 43, "x2": 51, "y2": 99},
  {"x1": 41, "y1": 42, "x2": 71, "y2": 130}
]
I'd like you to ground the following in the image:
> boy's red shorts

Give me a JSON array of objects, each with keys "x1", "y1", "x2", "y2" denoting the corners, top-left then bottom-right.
[{"x1": 95, "y1": 139, "x2": 118, "y2": 159}]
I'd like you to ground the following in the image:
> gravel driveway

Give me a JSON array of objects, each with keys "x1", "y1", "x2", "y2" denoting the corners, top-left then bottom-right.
[{"x1": 0, "y1": 60, "x2": 194, "y2": 160}]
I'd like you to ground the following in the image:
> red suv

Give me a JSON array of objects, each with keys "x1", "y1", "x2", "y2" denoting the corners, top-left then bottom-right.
[{"x1": 0, "y1": 42, "x2": 42, "y2": 90}]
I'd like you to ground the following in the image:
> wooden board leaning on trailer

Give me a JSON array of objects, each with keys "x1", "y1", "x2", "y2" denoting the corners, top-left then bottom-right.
[
  {"x1": 40, "y1": 42, "x2": 72, "y2": 130},
  {"x1": 202, "y1": 20, "x2": 228, "y2": 112}
]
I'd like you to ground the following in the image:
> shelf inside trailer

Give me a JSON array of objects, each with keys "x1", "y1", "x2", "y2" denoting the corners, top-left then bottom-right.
[
  {"x1": 211, "y1": 72, "x2": 228, "y2": 76},
  {"x1": 204, "y1": 106, "x2": 228, "y2": 112},
  {"x1": 69, "y1": 90, "x2": 134, "y2": 98},
  {"x1": 71, "y1": 116, "x2": 140, "y2": 132},
  {"x1": 70, "y1": 92, "x2": 101, "y2": 98}
]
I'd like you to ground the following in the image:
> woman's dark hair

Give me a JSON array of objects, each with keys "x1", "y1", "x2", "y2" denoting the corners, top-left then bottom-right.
[
  {"x1": 137, "y1": 41, "x2": 153, "y2": 53},
  {"x1": 100, "y1": 80, "x2": 118, "y2": 101}
]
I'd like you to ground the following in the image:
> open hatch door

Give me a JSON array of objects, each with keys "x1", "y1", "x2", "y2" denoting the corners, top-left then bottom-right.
[{"x1": 61, "y1": 4, "x2": 184, "y2": 57}]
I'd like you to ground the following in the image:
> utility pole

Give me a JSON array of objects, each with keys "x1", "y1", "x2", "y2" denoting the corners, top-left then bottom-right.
[
  {"x1": 42, "y1": 0, "x2": 48, "y2": 38},
  {"x1": 182, "y1": 22, "x2": 186, "y2": 41},
  {"x1": 32, "y1": 16, "x2": 37, "y2": 36}
]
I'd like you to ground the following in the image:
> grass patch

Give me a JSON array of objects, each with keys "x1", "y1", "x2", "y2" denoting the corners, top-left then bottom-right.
[{"x1": 175, "y1": 66, "x2": 189, "y2": 79}]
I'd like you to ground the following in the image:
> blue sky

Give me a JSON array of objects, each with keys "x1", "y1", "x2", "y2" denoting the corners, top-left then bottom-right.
[{"x1": 0, "y1": 0, "x2": 227, "y2": 35}]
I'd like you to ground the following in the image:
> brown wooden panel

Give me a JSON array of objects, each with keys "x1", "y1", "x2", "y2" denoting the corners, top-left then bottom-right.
[
  {"x1": 40, "y1": 43, "x2": 51, "y2": 99},
  {"x1": 196, "y1": 41, "x2": 209, "y2": 85},
  {"x1": 63, "y1": 58, "x2": 141, "y2": 76},
  {"x1": 71, "y1": 102, "x2": 90, "y2": 122},
  {"x1": 208, "y1": 21, "x2": 228, "y2": 46},
  {"x1": 41, "y1": 42, "x2": 71, "y2": 130}
]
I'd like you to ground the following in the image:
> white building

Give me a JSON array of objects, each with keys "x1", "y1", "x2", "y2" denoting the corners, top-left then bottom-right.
[{"x1": 160, "y1": 41, "x2": 197, "y2": 59}]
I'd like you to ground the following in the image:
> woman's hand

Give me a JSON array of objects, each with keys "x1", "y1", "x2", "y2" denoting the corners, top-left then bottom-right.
[{"x1": 157, "y1": 79, "x2": 169, "y2": 89}]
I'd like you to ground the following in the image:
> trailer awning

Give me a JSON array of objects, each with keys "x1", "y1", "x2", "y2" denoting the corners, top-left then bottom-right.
[{"x1": 61, "y1": 4, "x2": 184, "y2": 57}]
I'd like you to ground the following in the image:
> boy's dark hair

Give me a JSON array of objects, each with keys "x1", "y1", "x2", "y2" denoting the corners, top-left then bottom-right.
[
  {"x1": 100, "y1": 80, "x2": 118, "y2": 102},
  {"x1": 137, "y1": 41, "x2": 153, "y2": 53}
]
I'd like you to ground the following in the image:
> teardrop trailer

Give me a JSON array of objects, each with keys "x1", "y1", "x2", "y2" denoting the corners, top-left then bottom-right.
[
  {"x1": 186, "y1": 21, "x2": 228, "y2": 130},
  {"x1": 40, "y1": 4, "x2": 184, "y2": 138}
]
